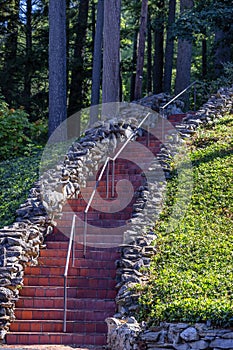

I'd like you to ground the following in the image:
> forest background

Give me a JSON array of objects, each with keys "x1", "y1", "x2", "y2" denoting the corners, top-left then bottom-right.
[{"x1": 0, "y1": 0, "x2": 232, "y2": 143}]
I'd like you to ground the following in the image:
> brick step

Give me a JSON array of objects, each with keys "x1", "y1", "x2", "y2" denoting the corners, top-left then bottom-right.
[
  {"x1": 6, "y1": 332, "x2": 106, "y2": 346},
  {"x1": 19, "y1": 286, "x2": 116, "y2": 300},
  {"x1": 10, "y1": 320, "x2": 107, "y2": 333},
  {"x1": 14, "y1": 308, "x2": 113, "y2": 322},
  {"x1": 23, "y1": 276, "x2": 116, "y2": 289},
  {"x1": 16, "y1": 297, "x2": 115, "y2": 310},
  {"x1": 59, "y1": 211, "x2": 133, "y2": 221},
  {"x1": 39, "y1": 246, "x2": 119, "y2": 259},
  {"x1": 25, "y1": 266, "x2": 116, "y2": 277},
  {"x1": 38, "y1": 256, "x2": 117, "y2": 268}
]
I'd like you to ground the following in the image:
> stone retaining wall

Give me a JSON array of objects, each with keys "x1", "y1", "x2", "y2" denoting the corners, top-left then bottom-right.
[{"x1": 106, "y1": 86, "x2": 233, "y2": 350}]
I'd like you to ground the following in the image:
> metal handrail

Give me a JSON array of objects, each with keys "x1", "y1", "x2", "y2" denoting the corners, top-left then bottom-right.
[
  {"x1": 63, "y1": 214, "x2": 76, "y2": 333},
  {"x1": 83, "y1": 111, "x2": 151, "y2": 257},
  {"x1": 160, "y1": 80, "x2": 199, "y2": 118}
]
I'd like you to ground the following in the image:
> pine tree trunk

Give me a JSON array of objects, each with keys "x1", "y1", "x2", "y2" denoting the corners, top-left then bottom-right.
[
  {"x1": 134, "y1": 0, "x2": 148, "y2": 100},
  {"x1": 214, "y1": 29, "x2": 231, "y2": 77},
  {"x1": 102, "y1": 0, "x2": 121, "y2": 104},
  {"x1": 202, "y1": 38, "x2": 207, "y2": 79},
  {"x1": 130, "y1": 29, "x2": 138, "y2": 101},
  {"x1": 147, "y1": 12, "x2": 152, "y2": 94},
  {"x1": 48, "y1": 0, "x2": 67, "y2": 138},
  {"x1": 175, "y1": 0, "x2": 194, "y2": 97},
  {"x1": 153, "y1": 21, "x2": 164, "y2": 94},
  {"x1": 90, "y1": 0, "x2": 104, "y2": 124},
  {"x1": 153, "y1": 0, "x2": 165, "y2": 94},
  {"x1": 163, "y1": 0, "x2": 176, "y2": 93},
  {"x1": 24, "y1": 0, "x2": 32, "y2": 112},
  {"x1": 68, "y1": 0, "x2": 89, "y2": 117}
]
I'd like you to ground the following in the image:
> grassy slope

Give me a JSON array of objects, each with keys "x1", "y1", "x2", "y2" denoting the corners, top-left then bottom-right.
[{"x1": 139, "y1": 114, "x2": 233, "y2": 326}]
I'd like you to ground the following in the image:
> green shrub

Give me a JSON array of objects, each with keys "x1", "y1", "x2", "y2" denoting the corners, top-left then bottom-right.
[
  {"x1": 0, "y1": 97, "x2": 47, "y2": 160},
  {"x1": 138, "y1": 114, "x2": 233, "y2": 327}
]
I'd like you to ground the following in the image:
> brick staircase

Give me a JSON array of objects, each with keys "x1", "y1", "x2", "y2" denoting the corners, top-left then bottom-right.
[{"x1": 6, "y1": 114, "x2": 185, "y2": 348}]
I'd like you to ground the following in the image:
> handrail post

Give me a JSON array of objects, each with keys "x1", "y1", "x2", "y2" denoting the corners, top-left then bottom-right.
[
  {"x1": 111, "y1": 159, "x2": 115, "y2": 198},
  {"x1": 63, "y1": 275, "x2": 67, "y2": 333},
  {"x1": 63, "y1": 214, "x2": 76, "y2": 333},
  {"x1": 83, "y1": 212, "x2": 87, "y2": 257},
  {"x1": 106, "y1": 160, "x2": 110, "y2": 199},
  {"x1": 72, "y1": 216, "x2": 75, "y2": 267}
]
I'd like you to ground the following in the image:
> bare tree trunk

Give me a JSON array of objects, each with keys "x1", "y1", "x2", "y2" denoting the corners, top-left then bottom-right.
[
  {"x1": 130, "y1": 29, "x2": 138, "y2": 101},
  {"x1": 24, "y1": 0, "x2": 32, "y2": 112},
  {"x1": 48, "y1": 0, "x2": 67, "y2": 138},
  {"x1": 134, "y1": 0, "x2": 148, "y2": 100},
  {"x1": 68, "y1": 0, "x2": 89, "y2": 117},
  {"x1": 102, "y1": 0, "x2": 121, "y2": 104},
  {"x1": 202, "y1": 38, "x2": 207, "y2": 79},
  {"x1": 153, "y1": 0, "x2": 164, "y2": 94},
  {"x1": 214, "y1": 29, "x2": 231, "y2": 78},
  {"x1": 163, "y1": 0, "x2": 176, "y2": 93},
  {"x1": 90, "y1": 0, "x2": 104, "y2": 121},
  {"x1": 175, "y1": 0, "x2": 194, "y2": 97},
  {"x1": 147, "y1": 11, "x2": 152, "y2": 94}
]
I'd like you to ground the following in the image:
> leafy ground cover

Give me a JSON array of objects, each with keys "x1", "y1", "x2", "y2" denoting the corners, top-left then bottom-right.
[
  {"x1": 0, "y1": 148, "x2": 43, "y2": 228},
  {"x1": 138, "y1": 114, "x2": 233, "y2": 327}
]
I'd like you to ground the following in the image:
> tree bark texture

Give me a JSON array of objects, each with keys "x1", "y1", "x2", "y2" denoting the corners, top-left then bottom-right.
[
  {"x1": 163, "y1": 0, "x2": 176, "y2": 93},
  {"x1": 175, "y1": 0, "x2": 194, "y2": 97},
  {"x1": 153, "y1": 16, "x2": 164, "y2": 94},
  {"x1": 23, "y1": 0, "x2": 32, "y2": 111},
  {"x1": 102, "y1": 0, "x2": 121, "y2": 104},
  {"x1": 147, "y1": 11, "x2": 152, "y2": 94},
  {"x1": 134, "y1": 0, "x2": 148, "y2": 100},
  {"x1": 48, "y1": 0, "x2": 67, "y2": 138},
  {"x1": 68, "y1": 0, "x2": 89, "y2": 117}
]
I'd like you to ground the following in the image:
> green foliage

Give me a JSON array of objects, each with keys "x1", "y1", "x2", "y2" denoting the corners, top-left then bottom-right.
[
  {"x1": 0, "y1": 148, "x2": 43, "y2": 228},
  {"x1": 0, "y1": 98, "x2": 47, "y2": 161},
  {"x1": 138, "y1": 114, "x2": 233, "y2": 327}
]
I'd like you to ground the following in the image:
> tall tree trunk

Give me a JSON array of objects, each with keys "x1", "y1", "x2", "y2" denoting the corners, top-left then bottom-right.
[
  {"x1": 91, "y1": 0, "x2": 96, "y2": 56},
  {"x1": 163, "y1": 0, "x2": 176, "y2": 93},
  {"x1": 153, "y1": 0, "x2": 165, "y2": 94},
  {"x1": 66, "y1": 0, "x2": 71, "y2": 94},
  {"x1": 48, "y1": 0, "x2": 67, "y2": 138},
  {"x1": 102, "y1": 0, "x2": 121, "y2": 104},
  {"x1": 214, "y1": 29, "x2": 231, "y2": 78},
  {"x1": 1, "y1": 0, "x2": 19, "y2": 106},
  {"x1": 24, "y1": 0, "x2": 32, "y2": 112},
  {"x1": 134, "y1": 0, "x2": 148, "y2": 100},
  {"x1": 130, "y1": 29, "x2": 138, "y2": 101},
  {"x1": 90, "y1": 0, "x2": 104, "y2": 124},
  {"x1": 202, "y1": 38, "x2": 207, "y2": 79},
  {"x1": 147, "y1": 11, "x2": 152, "y2": 94},
  {"x1": 175, "y1": 0, "x2": 194, "y2": 97},
  {"x1": 68, "y1": 0, "x2": 89, "y2": 117}
]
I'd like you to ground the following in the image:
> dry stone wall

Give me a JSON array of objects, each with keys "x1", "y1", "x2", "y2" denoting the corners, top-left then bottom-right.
[{"x1": 106, "y1": 86, "x2": 233, "y2": 350}]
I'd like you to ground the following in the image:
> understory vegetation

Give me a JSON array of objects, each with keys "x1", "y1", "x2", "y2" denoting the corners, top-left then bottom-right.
[
  {"x1": 0, "y1": 98, "x2": 45, "y2": 227},
  {"x1": 138, "y1": 114, "x2": 233, "y2": 327}
]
